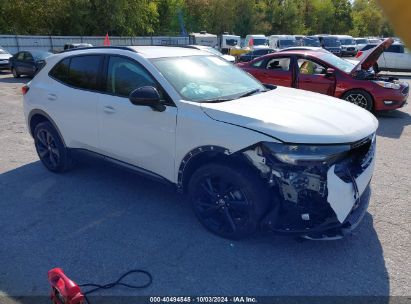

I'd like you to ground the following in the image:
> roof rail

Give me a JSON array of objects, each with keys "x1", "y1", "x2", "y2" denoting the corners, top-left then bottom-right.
[{"x1": 61, "y1": 46, "x2": 137, "y2": 53}]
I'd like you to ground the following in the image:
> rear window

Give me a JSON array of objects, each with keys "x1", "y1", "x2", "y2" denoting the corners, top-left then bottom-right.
[
  {"x1": 49, "y1": 55, "x2": 102, "y2": 90},
  {"x1": 386, "y1": 45, "x2": 404, "y2": 53}
]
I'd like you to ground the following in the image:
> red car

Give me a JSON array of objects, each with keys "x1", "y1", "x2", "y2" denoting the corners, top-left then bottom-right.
[{"x1": 237, "y1": 38, "x2": 409, "y2": 112}]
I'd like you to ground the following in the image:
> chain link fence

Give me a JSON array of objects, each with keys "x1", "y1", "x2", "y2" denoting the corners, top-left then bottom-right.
[{"x1": 0, "y1": 35, "x2": 193, "y2": 54}]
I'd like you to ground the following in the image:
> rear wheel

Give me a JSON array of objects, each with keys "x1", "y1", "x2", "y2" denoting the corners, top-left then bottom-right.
[
  {"x1": 12, "y1": 67, "x2": 20, "y2": 78},
  {"x1": 188, "y1": 163, "x2": 270, "y2": 239},
  {"x1": 33, "y1": 121, "x2": 72, "y2": 172},
  {"x1": 342, "y1": 89, "x2": 373, "y2": 111}
]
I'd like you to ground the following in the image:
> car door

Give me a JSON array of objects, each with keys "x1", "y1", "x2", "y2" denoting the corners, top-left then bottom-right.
[
  {"x1": 98, "y1": 55, "x2": 177, "y2": 181},
  {"x1": 13, "y1": 52, "x2": 25, "y2": 73},
  {"x1": 47, "y1": 55, "x2": 102, "y2": 150},
  {"x1": 296, "y1": 57, "x2": 335, "y2": 95},
  {"x1": 22, "y1": 52, "x2": 36, "y2": 76},
  {"x1": 260, "y1": 56, "x2": 293, "y2": 87}
]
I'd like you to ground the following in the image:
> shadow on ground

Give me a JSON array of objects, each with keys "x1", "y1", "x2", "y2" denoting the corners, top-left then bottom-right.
[
  {"x1": 376, "y1": 109, "x2": 411, "y2": 139},
  {"x1": 0, "y1": 157, "x2": 389, "y2": 299},
  {"x1": 0, "y1": 72, "x2": 30, "y2": 84}
]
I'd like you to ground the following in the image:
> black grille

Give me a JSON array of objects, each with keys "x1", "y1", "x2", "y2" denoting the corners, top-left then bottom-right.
[
  {"x1": 347, "y1": 47, "x2": 355, "y2": 51},
  {"x1": 402, "y1": 85, "x2": 409, "y2": 95}
]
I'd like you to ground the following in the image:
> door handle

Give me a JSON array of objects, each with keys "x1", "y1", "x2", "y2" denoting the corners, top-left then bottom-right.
[
  {"x1": 103, "y1": 105, "x2": 116, "y2": 114},
  {"x1": 47, "y1": 94, "x2": 57, "y2": 101}
]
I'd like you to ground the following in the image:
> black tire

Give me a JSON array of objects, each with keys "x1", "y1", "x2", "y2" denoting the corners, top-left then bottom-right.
[
  {"x1": 342, "y1": 89, "x2": 373, "y2": 111},
  {"x1": 33, "y1": 121, "x2": 72, "y2": 172},
  {"x1": 188, "y1": 163, "x2": 270, "y2": 239},
  {"x1": 12, "y1": 67, "x2": 20, "y2": 78}
]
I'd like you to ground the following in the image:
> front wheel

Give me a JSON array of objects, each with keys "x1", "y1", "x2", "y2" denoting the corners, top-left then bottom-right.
[
  {"x1": 342, "y1": 89, "x2": 373, "y2": 111},
  {"x1": 12, "y1": 67, "x2": 20, "y2": 78},
  {"x1": 188, "y1": 163, "x2": 270, "y2": 239},
  {"x1": 33, "y1": 121, "x2": 72, "y2": 172}
]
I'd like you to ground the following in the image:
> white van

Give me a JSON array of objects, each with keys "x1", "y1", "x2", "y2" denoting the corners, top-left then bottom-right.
[
  {"x1": 244, "y1": 34, "x2": 269, "y2": 50},
  {"x1": 190, "y1": 31, "x2": 218, "y2": 48},
  {"x1": 333, "y1": 35, "x2": 358, "y2": 56},
  {"x1": 268, "y1": 35, "x2": 297, "y2": 51},
  {"x1": 219, "y1": 34, "x2": 241, "y2": 54}
]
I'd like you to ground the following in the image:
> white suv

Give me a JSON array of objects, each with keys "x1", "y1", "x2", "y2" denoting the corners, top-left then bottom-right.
[{"x1": 23, "y1": 46, "x2": 378, "y2": 240}]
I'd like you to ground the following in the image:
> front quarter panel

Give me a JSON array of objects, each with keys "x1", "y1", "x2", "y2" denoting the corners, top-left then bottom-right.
[{"x1": 174, "y1": 101, "x2": 275, "y2": 183}]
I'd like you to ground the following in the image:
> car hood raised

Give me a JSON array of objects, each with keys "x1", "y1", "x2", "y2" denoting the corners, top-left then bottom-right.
[
  {"x1": 200, "y1": 86, "x2": 378, "y2": 144},
  {"x1": 350, "y1": 38, "x2": 394, "y2": 74}
]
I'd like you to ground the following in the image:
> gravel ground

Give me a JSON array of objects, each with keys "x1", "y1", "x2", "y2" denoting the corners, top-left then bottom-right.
[{"x1": 0, "y1": 71, "x2": 410, "y2": 301}]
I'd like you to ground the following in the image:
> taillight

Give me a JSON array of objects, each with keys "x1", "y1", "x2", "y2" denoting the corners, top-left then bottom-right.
[
  {"x1": 355, "y1": 51, "x2": 363, "y2": 58},
  {"x1": 22, "y1": 85, "x2": 29, "y2": 95}
]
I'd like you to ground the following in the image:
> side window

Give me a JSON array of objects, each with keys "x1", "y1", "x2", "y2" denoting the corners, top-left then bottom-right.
[
  {"x1": 67, "y1": 55, "x2": 102, "y2": 90},
  {"x1": 24, "y1": 52, "x2": 34, "y2": 62},
  {"x1": 252, "y1": 59, "x2": 264, "y2": 68},
  {"x1": 106, "y1": 56, "x2": 157, "y2": 97},
  {"x1": 266, "y1": 57, "x2": 290, "y2": 71},
  {"x1": 17, "y1": 52, "x2": 25, "y2": 60},
  {"x1": 386, "y1": 45, "x2": 404, "y2": 53},
  {"x1": 298, "y1": 58, "x2": 326, "y2": 75},
  {"x1": 49, "y1": 58, "x2": 70, "y2": 83}
]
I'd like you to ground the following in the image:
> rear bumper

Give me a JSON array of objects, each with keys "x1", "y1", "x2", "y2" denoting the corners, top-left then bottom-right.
[{"x1": 0, "y1": 62, "x2": 10, "y2": 70}]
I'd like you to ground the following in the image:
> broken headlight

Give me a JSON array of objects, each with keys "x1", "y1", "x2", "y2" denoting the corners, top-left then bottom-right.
[{"x1": 262, "y1": 142, "x2": 351, "y2": 166}]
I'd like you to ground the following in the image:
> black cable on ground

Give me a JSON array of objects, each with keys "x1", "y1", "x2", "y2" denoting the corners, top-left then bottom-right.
[{"x1": 78, "y1": 269, "x2": 152, "y2": 304}]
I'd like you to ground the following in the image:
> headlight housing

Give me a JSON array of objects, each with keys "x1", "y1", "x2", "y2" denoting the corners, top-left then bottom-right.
[
  {"x1": 373, "y1": 80, "x2": 401, "y2": 90},
  {"x1": 262, "y1": 142, "x2": 351, "y2": 166}
]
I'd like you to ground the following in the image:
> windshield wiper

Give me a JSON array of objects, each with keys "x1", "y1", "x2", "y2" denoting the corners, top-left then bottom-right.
[
  {"x1": 238, "y1": 88, "x2": 265, "y2": 98},
  {"x1": 200, "y1": 98, "x2": 234, "y2": 103}
]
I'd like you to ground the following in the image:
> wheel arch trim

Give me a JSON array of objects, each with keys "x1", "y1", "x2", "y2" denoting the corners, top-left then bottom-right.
[{"x1": 28, "y1": 109, "x2": 67, "y2": 147}]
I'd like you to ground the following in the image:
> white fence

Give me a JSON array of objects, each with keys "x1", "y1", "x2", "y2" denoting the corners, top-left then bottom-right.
[{"x1": 0, "y1": 35, "x2": 193, "y2": 54}]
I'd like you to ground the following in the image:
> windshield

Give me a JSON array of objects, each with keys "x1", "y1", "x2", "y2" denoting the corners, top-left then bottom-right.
[
  {"x1": 253, "y1": 38, "x2": 268, "y2": 46},
  {"x1": 355, "y1": 39, "x2": 367, "y2": 44},
  {"x1": 225, "y1": 39, "x2": 238, "y2": 46},
  {"x1": 32, "y1": 51, "x2": 52, "y2": 60},
  {"x1": 303, "y1": 38, "x2": 320, "y2": 47},
  {"x1": 323, "y1": 38, "x2": 341, "y2": 47},
  {"x1": 0, "y1": 49, "x2": 10, "y2": 55},
  {"x1": 320, "y1": 53, "x2": 355, "y2": 73},
  {"x1": 203, "y1": 47, "x2": 223, "y2": 56},
  {"x1": 152, "y1": 55, "x2": 264, "y2": 102},
  {"x1": 279, "y1": 39, "x2": 297, "y2": 48},
  {"x1": 340, "y1": 38, "x2": 354, "y2": 45}
]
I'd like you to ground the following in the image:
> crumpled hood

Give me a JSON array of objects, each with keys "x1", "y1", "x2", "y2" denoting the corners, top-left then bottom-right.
[{"x1": 200, "y1": 86, "x2": 378, "y2": 144}]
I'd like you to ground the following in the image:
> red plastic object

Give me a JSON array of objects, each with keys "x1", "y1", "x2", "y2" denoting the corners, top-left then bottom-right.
[{"x1": 48, "y1": 268, "x2": 85, "y2": 304}]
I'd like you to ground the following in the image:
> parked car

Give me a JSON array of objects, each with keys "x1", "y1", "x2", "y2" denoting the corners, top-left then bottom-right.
[
  {"x1": 354, "y1": 38, "x2": 369, "y2": 51},
  {"x1": 219, "y1": 34, "x2": 241, "y2": 54},
  {"x1": 0, "y1": 48, "x2": 12, "y2": 71},
  {"x1": 63, "y1": 43, "x2": 93, "y2": 50},
  {"x1": 184, "y1": 45, "x2": 235, "y2": 62},
  {"x1": 356, "y1": 42, "x2": 411, "y2": 72},
  {"x1": 244, "y1": 34, "x2": 269, "y2": 51},
  {"x1": 23, "y1": 46, "x2": 377, "y2": 240},
  {"x1": 334, "y1": 35, "x2": 358, "y2": 56},
  {"x1": 237, "y1": 38, "x2": 408, "y2": 112},
  {"x1": 316, "y1": 35, "x2": 342, "y2": 57},
  {"x1": 302, "y1": 36, "x2": 321, "y2": 47},
  {"x1": 9, "y1": 50, "x2": 52, "y2": 78},
  {"x1": 268, "y1": 35, "x2": 297, "y2": 51},
  {"x1": 238, "y1": 48, "x2": 275, "y2": 62}
]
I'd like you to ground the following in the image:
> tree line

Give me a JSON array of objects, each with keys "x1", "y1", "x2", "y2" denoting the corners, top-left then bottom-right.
[{"x1": 0, "y1": 0, "x2": 394, "y2": 37}]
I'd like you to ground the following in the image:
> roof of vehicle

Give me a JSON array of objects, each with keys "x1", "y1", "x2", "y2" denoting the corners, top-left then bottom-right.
[
  {"x1": 57, "y1": 46, "x2": 210, "y2": 59},
  {"x1": 333, "y1": 35, "x2": 353, "y2": 38}
]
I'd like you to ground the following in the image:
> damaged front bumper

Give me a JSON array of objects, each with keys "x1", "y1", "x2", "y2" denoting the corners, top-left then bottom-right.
[{"x1": 244, "y1": 134, "x2": 376, "y2": 240}]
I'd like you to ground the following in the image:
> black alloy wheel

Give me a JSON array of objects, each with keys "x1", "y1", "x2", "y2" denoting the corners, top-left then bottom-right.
[
  {"x1": 189, "y1": 163, "x2": 270, "y2": 239},
  {"x1": 34, "y1": 121, "x2": 72, "y2": 172}
]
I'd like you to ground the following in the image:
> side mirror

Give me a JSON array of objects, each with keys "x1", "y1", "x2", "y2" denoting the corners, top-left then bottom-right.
[
  {"x1": 325, "y1": 68, "x2": 335, "y2": 77},
  {"x1": 129, "y1": 86, "x2": 166, "y2": 112}
]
